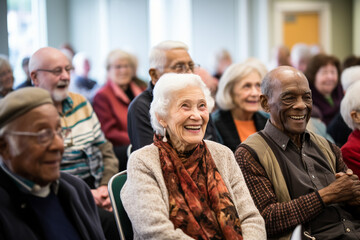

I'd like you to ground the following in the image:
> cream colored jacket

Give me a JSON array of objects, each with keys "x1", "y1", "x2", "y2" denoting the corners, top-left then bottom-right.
[{"x1": 121, "y1": 140, "x2": 266, "y2": 240}]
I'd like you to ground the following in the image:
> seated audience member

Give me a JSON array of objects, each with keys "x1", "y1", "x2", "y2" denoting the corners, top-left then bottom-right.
[
  {"x1": 127, "y1": 40, "x2": 218, "y2": 152},
  {"x1": 93, "y1": 49, "x2": 145, "y2": 171},
  {"x1": 0, "y1": 88, "x2": 105, "y2": 240},
  {"x1": 290, "y1": 43, "x2": 311, "y2": 73},
  {"x1": 341, "y1": 81, "x2": 360, "y2": 178},
  {"x1": 212, "y1": 48, "x2": 233, "y2": 81},
  {"x1": 16, "y1": 56, "x2": 33, "y2": 89},
  {"x1": 328, "y1": 66, "x2": 360, "y2": 147},
  {"x1": 121, "y1": 73, "x2": 266, "y2": 239},
  {"x1": 342, "y1": 55, "x2": 360, "y2": 70},
  {"x1": 0, "y1": 55, "x2": 14, "y2": 98},
  {"x1": 29, "y1": 47, "x2": 119, "y2": 240},
  {"x1": 236, "y1": 66, "x2": 360, "y2": 239},
  {"x1": 212, "y1": 59, "x2": 268, "y2": 152},
  {"x1": 70, "y1": 52, "x2": 98, "y2": 102},
  {"x1": 269, "y1": 45, "x2": 292, "y2": 70},
  {"x1": 305, "y1": 53, "x2": 343, "y2": 125}
]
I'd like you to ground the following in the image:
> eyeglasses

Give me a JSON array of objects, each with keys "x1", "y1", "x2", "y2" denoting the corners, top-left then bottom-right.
[
  {"x1": 36, "y1": 66, "x2": 74, "y2": 76},
  {"x1": 168, "y1": 63, "x2": 200, "y2": 73},
  {"x1": 7, "y1": 128, "x2": 71, "y2": 147}
]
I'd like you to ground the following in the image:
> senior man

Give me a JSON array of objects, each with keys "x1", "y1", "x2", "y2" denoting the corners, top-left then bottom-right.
[
  {"x1": 29, "y1": 47, "x2": 119, "y2": 239},
  {"x1": 236, "y1": 66, "x2": 360, "y2": 239},
  {"x1": 0, "y1": 88, "x2": 105, "y2": 239},
  {"x1": 127, "y1": 40, "x2": 218, "y2": 152}
]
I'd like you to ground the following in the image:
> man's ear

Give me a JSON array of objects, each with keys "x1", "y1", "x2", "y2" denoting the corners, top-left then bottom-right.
[
  {"x1": 149, "y1": 68, "x2": 160, "y2": 85},
  {"x1": 350, "y1": 110, "x2": 360, "y2": 124},
  {"x1": 30, "y1": 71, "x2": 39, "y2": 86},
  {"x1": 260, "y1": 95, "x2": 270, "y2": 112},
  {"x1": 0, "y1": 137, "x2": 10, "y2": 161}
]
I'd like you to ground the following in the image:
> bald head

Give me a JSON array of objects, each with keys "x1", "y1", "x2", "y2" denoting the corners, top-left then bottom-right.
[
  {"x1": 30, "y1": 47, "x2": 72, "y2": 104},
  {"x1": 261, "y1": 66, "x2": 308, "y2": 98}
]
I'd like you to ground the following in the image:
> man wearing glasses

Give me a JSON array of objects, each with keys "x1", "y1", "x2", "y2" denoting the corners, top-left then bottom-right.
[
  {"x1": 127, "y1": 40, "x2": 218, "y2": 152},
  {"x1": 29, "y1": 47, "x2": 119, "y2": 239},
  {"x1": 0, "y1": 87, "x2": 105, "y2": 239}
]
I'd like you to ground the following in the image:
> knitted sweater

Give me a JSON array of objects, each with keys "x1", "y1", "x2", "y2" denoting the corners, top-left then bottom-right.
[{"x1": 121, "y1": 140, "x2": 266, "y2": 240}]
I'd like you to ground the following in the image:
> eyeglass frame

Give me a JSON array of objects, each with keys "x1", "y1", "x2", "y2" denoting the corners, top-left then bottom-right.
[
  {"x1": 6, "y1": 128, "x2": 71, "y2": 147},
  {"x1": 36, "y1": 66, "x2": 74, "y2": 76},
  {"x1": 167, "y1": 62, "x2": 200, "y2": 73}
]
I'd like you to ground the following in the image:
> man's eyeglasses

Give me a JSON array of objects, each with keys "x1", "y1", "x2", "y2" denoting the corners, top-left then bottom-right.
[
  {"x1": 169, "y1": 63, "x2": 200, "y2": 73},
  {"x1": 7, "y1": 128, "x2": 71, "y2": 147},
  {"x1": 36, "y1": 66, "x2": 74, "y2": 76}
]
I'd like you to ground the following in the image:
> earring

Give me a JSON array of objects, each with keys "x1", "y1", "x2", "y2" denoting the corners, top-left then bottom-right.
[{"x1": 163, "y1": 127, "x2": 168, "y2": 142}]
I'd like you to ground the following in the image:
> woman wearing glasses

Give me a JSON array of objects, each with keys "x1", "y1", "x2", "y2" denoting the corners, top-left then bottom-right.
[{"x1": 93, "y1": 49, "x2": 146, "y2": 171}]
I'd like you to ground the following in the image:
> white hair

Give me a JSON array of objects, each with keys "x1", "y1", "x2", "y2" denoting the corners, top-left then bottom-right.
[
  {"x1": 150, "y1": 73, "x2": 214, "y2": 136},
  {"x1": 216, "y1": 59, "x2": 268, "y2": 110},
  {"x1": 149, "y1": 40, "x2": 189, "y2": 71},
  {"x1": 290, "y1": 43, "x2": 311, "y2": 68},
  {"x1": 340, "y1": 81, "x2": 360, "y2": 130},
  {"x1": 341, "y1": 66, "x2": 360, "y2": 92}
]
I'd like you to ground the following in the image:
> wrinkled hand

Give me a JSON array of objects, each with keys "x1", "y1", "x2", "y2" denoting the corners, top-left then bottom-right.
[
  {"x1": 91, "y1": 185, "x2": 113, "y2": 212},
  {"x1": 319, "y1": 169, "x2": 360, "y2": 205}
]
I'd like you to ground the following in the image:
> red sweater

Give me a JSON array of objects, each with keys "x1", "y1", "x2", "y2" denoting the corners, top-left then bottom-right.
[
  {"x1": 93, "y1": 80, "x2": 144, "y2": 146},
  {"x1": 341, "y1": 129, "x2": 360, "y2": 177}
]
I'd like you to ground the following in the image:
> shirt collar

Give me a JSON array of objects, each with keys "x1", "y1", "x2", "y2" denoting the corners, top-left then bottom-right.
[
  {"x1": 0, "y1": 162, "x2": 59, "y2": 197},
  {"x1": 61, "y1": 95, "x2": 74, "y2": 115},
  {"x1": 263, "y1": 120, "x2": 310, "y2": 151}
]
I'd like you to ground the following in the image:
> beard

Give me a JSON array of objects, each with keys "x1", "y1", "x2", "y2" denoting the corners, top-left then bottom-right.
[{"x1": 52, "y1": 87, "x2": 69, "y2": 102}]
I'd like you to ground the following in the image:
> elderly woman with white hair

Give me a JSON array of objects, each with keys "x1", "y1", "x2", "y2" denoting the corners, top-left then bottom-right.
[
  {"x1": 341, "y1": 81, "x2": 360, "y2": 177},
  {"x1": 121, "y1": 73, "x2": 266, "y2": 239},
  {"x1": 212, "y1": 59, "x2": 268, "y2": 152}
]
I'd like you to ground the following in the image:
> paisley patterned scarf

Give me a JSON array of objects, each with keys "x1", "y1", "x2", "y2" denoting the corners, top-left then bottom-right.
[{"x1": 153, "y1": 134, "x2": 243, "y2": 240}]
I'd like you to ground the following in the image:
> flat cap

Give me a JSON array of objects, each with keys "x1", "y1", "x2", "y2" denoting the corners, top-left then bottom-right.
[{"x1": 0, "y1": 87, "x2": 53, "y2": 128}]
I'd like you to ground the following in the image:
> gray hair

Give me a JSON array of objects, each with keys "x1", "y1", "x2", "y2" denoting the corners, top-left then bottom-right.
[
  {"x1": 150, "y1": 73, "x2": 214, "y2": 136},
  {"x1": 341, "y1": 66, "x2": 360, "y2": 92},
  {"x1": 106, "y1": 49, "x2": 133, "y2": 71},
  {"x1": 340, "y1": 81, "x2": 360, "y2": 130},
  {"x1": 290, "y1": 43, "x2": 311, "y2": 68},
  {"x1": 216, "y1": 58, "x2": 267, "y2": 110},
  {"x1": 0, "y1": 55, "x2": 11, "y2": 72},
  {"x1": 149, "y1": 40, "x2": 189, "y2": 72}
]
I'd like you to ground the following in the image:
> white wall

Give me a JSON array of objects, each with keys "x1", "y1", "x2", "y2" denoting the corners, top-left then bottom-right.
[{"x1": 354, "y1": 0, "x2": 360, "y2": 55}]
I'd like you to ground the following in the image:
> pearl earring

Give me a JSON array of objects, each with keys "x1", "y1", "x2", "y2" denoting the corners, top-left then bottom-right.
[{"x1": 163, "y1": 127, "x2": 168, "y2": 142}]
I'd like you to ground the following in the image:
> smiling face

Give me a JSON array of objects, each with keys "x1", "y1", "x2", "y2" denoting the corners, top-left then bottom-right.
[
  {"x1": 314, "y1": 63, "x2": 338, "y2": 96},
  {"x1": 31, "y1": 48, "x2": 72, "y2": 103},
  {"x1": 1, "y1": 104, "x2": 64, "y2": 186},
  {"x1": 232, "y1": 71, "x2": 261, "y2": 118},
  {"x1": 160, "y1": 86, "x2": 209, "y2": 152},
  {"x1": 261, "y1": 67, "x2": 312, "y2": 144},
  {"x1": 108, "y1": 58, "x2": 133, "y2": 88}
]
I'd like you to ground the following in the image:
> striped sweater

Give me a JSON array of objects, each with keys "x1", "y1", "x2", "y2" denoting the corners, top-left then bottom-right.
[{"x1": 60, "y1": 92, "x2": 118, "y2": 187}]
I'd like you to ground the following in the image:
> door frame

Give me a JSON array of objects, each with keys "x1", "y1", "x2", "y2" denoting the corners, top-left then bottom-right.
[{"x1": 273, "y1": 1, "x2": 331, "y2": 53}]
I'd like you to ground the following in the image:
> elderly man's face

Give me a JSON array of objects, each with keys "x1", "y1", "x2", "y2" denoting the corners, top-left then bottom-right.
[
  {"x1": 151, "y1": 49, "x2": 194, "y2": 85},
  {"x1": 1, "y1": 104, "x2": 64, "y2": 186},
  {"x1": 262, "y1": 68, "x2": 312, "y2": 140},
  {"x1": 0, "y1": 66, "x2": 14, "y2": 96},
  {"x1": 32, "y1": 51, "x2": 71, "y2": 103},
  {"x1": 161, "y1": 86, "x2": 209, "y2": 152}
]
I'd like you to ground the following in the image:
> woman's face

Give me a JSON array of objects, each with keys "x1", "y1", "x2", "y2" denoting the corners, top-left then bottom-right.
[
  {"x1": 315, "y1": 63, "x2": 338, "y2": 96},
  {"x1": 162, "y1": 86, "x2": 209, "y2": 152},
  {"x1": 232, "y1": 71, "x2": 261, "y2": 114},
  {"x1": 108, "y1": 58, "x2": 133, "y2": 87}
]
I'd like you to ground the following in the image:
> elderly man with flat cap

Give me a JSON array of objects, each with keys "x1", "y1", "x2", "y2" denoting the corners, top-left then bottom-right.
[
  {"x1": 29, "y1": 47, "x2": 119, "y2": 239},
  {"x1": 236, "y1": 66, "x2": 360, "y2": 240},
  {"x1": 0, "y1": 87, "x2": 105, "y2": 240}
]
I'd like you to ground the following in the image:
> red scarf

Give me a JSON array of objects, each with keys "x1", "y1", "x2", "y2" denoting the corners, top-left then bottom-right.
[{"x1": 154, "y1": 135, "x2": 243, "y2": 240}]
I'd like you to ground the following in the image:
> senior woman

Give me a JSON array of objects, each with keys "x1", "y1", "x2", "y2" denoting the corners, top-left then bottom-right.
[
  {"x1": 121, "y1": 73, "x2": 266, "y2": 239},
  {"x1": 304, "y1": 53, "x2": 343, "y2": 125},
  {"x1": 340, "y1": 81, "x2": 360, "y2": 177},
  {"x1": 93, "y1": 49, "x2": 145, "y2": 171},
  {"x1": 212, "y1": 59, "x2": 268, "y2": 152}
]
